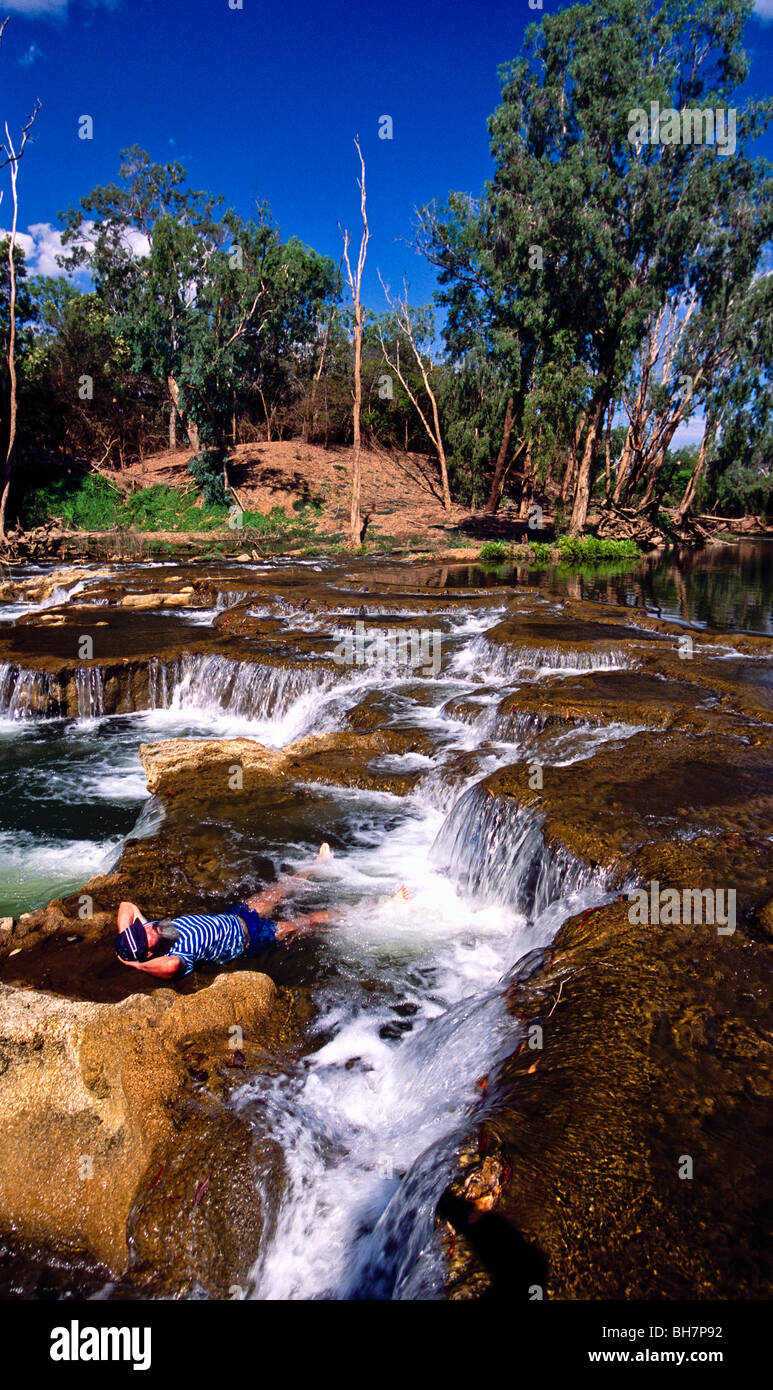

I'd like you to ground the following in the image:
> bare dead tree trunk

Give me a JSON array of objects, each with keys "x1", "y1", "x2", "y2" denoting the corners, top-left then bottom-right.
[
  {"x1": 340, "y1": 138, "x2": 370, "y2": 547},
  {"x1": 0, "y1": 28, "x2": 39, "y2": 542},
  {"x1": 0, "y1": 86, "x2": 40, "y2": 541},
  {"x1": 378, "y1": 273, "x2": 451, "y2": 511}
]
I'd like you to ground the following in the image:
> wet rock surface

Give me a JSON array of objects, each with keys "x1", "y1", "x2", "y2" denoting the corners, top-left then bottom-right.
[
  {"x1": 1, "y1": 554, "x2": 772, "y2": 1299},
  {"x1": 442, "y1": 895, "x2": 773, "y2": 1299}
]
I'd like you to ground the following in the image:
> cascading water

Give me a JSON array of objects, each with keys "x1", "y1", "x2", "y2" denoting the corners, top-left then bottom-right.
[
  {"x1": 0, "y1": 662, "x2": 61, "y2": 721},
  {"x1": 75, "y1": 667, "x2": 105, "y2": 720},
  {"x1": 430, "y1": 783, "x2": 606, "y2": 915},
  {"x1": 457, "y1": 634, "x2": 632, "y2": 682},
  {"x1": 234, "y1": 618, "x2": 623, "y2": 1300},
  {"x1": 0, "y1": 575, "x2": 634, "y2": 1298}
]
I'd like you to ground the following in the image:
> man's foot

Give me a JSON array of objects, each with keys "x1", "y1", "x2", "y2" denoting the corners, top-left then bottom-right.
[
  {"x1": 391, "y1": 884, "x2": 410, "y2": 903},
  {"x1": 317, "y1": 842, "x2": 332, "y2": 860}
]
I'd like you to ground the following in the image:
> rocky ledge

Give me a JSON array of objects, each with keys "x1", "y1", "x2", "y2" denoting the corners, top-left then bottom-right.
[{"x1": 0, "y1": 970, "x2": 305, "y2": 1295}]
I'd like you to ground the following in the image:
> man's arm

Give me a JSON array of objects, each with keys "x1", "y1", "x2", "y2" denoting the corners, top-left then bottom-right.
[
  {"x1": 117, "y1": 900, "x2": 148, "y2": 932},
  {"x1": 122, "y1": 955, "x2": 185, "y2": 979}
]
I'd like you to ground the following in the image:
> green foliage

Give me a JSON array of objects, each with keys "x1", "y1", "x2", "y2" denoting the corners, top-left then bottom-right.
[
  {"x1": 714, "y1": 459, "x2": 773, "y2": 516},
  {"x1": 478, "y1": 540, "x2": 510, "y2": 564},
  {"x1": 557, "y1": 535, "x2": 639, "y2": 565},
  {"x1": 21, "y1": 474, "x2": 226, "y2": 532},
  {"x1": 188, "y1": 451, "x2": 229, "y2": 508},
  {"x1": 419, "y1": 0, "x2": 773, "y2": 529},
  {"x1": 22, "y1": 473, "x2": 123, "y2": 530},
  {"x1": 524, "y1": 541, "x2": 552, "y2": 566}
]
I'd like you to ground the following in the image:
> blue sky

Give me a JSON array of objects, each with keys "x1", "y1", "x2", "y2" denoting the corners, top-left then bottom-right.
[
  {"x1": 1, "y1": 0, "x2": 537, "y2": 306},
  {"x1": 2, "y1": 0, "x2": 773, "y2": 336}
]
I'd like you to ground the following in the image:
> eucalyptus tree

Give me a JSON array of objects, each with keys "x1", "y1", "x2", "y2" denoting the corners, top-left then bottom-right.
[
  {"x1": 419, "y1": 0, "x2": 772, "y2": 533},
  {"x1": 61, "y1": 148, "x2": 337, "y2": 498}
]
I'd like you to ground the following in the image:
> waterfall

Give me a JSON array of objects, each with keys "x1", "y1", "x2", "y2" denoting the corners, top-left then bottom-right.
[
  {"x1": 430, "y1": 781, "x2": 605, "y2": 917},
  {"x1": 148, "y1": 657, "x2": 173, "y2": 710},
  {"x1": 491, "y1": 708, "x2": 550, "y2": 743},
  {"x1": 461, "y1": 634, "x2": 632, "y2": 681},
  {"x1": 0, "y1": 662, "x2": 61, "y2": 720},
  {"x1": 75, "y1": 667, "x2": 105, "y2": 720},
  {"x1": 165, "y1": 653, "x2": 334, "y2": 720}
]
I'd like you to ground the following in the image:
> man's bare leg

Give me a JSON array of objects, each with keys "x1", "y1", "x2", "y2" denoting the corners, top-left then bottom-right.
[{"x1": 244, "y1": 843, "x2": 334, "y2": 916}]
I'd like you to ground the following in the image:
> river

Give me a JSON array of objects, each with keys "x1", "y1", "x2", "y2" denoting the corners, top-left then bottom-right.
[{"x1": 0, "y1": 543, "x2": 770, "y2": 1298}]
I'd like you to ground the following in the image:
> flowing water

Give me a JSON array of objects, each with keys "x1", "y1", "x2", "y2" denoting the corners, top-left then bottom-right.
[{"x1": 0, "y1": 554, "x2": 705, "y2": 1297}]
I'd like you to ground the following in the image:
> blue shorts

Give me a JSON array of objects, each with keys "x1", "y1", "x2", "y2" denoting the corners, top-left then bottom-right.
[{"x1": 234, "y1": 903, "x2": 278, "y2": 955}]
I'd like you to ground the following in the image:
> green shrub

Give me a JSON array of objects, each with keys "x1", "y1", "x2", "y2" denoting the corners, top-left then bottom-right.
[
  {"x1": 525, "y1": 541, "x2": 552, "y2": 566},
  {"x1": 188, "y1": 450, "x2": 230, "y2": 508},
  {"x1": 478, "y1": 540, "x2": 510, "y2": 564},
  {"x1": 557, "y1": 535, "x2": 639, "y2": 565},
  {"x1": 22, "y1": 473, "x2": 123, "y2": 530}
]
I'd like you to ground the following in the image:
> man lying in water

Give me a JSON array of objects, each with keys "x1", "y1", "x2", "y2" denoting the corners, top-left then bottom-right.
[{"x1": 114, "y1": 842, "x2": 410, "y2": 980}]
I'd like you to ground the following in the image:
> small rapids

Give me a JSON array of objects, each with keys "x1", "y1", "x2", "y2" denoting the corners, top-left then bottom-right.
[{"x1": 0, "y1": 579, "x2": 631, "y2": 1298}]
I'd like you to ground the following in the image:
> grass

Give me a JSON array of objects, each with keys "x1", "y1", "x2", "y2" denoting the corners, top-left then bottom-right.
[
  {"x1": 556, "y1": 535, "x2": 640, "y2": 565},
  {"x1": 21, "y1": 474, "x2": 325, "y2": 545},
  {"x1": 477, "y1": 535, "x2": 641, "y2": 571},
  {"x1": 478, "y1": 540, "x2": 510, "y2": 565}
]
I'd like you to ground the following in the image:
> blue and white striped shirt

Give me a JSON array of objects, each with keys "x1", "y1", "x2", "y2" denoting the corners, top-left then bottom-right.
[{"x1": 166, "y1": 912, "x2": 246, "y2": 977}]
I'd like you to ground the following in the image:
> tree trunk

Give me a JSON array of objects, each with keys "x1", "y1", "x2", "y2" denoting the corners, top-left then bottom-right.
[
  {"x1": 612, "y1": 425, "x2": 634, "y2": 504},
  {"x1": 675, "y1": 425, "x2": 714, "y2": 525},
  {"x1": 569, "y1": 393, "x2": 607, "y2": 535},
  {"x1": 341, "y1": 138, "x2": 369, "y2": 547},
  {"x1": 167, "y1": 376, "x2": 200, "y2": 454},
  {"x1": 562, "y1": 414, "x2": 585, "y2": 503},
  {"x1": 0, "y1": 180, "x2": 20, "y2": 543},
  {"x1": 518, "y1": 445, "x2": 535, "y2": 520},
  {"x1": 604, "y1": 401, "x2": 613, "y2": 501},
  {"x1": 169, "y1": 404, "x2": 177, "y2": 451},
  {"x1": 485, "y1": 398, "x2": 515, "y2": 514},
  {"x1": 258, "y1": 387, "x2": 272, "y2": 444},
  {"x1": 350, "y1": 307, "x2": 363, "y2": 544}
]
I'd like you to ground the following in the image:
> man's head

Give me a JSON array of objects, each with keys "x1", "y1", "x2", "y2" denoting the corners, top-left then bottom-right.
[{"x1": 114, "y1": 919, "x2": 167, "y2": 963}]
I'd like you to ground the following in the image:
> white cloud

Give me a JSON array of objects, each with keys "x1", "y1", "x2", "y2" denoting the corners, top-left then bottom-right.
[
  {"x1": 671, "y1": 415, "x2": 706, "y2": 449},
  {"x1": 753, "y1": 0, "x2": 773, "y2": 19},
  {"x1": 3, "y1": 1, "x2": 68, "y2": 15},
  {"x1": 0, "y1": 220, "x2": 150, "y2": 277},
  {"x1": 0, "y1": 223, "x2": 66, "y2": 275},
  {"x1": 18, "y1": 40, "x2": 44, "y2": 66},
  {"x1": 4, "y1": 1, "x2": 118, "y2": 18}
]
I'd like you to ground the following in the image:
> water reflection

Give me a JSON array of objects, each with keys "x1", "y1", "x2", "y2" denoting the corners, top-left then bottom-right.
[{"x1": 439, "y1": 540, "x2": 773, "y2": 634}]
